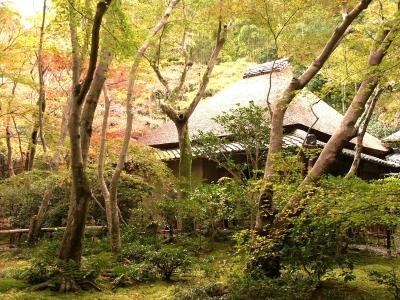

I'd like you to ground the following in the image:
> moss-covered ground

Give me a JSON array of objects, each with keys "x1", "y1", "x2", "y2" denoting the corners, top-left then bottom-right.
[{"x1": 0, "y1": 240, "x2": 399, "y2": 300}]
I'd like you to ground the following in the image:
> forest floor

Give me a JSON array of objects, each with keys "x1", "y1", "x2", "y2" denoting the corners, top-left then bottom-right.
[{"x1": 0, "y1": 238, "x2": 398, "y2": 300}]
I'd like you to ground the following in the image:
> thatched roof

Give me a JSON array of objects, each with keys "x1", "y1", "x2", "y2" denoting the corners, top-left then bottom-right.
[
  {"x1": 139, "y1": 62, "x2": 388, "y2": 155},
  {"x1": 243, "y1": 58, "x2": 289, "y2": 78},
  {"x1": 383, "y1": 130, "x2": 400, "y2": 143}
]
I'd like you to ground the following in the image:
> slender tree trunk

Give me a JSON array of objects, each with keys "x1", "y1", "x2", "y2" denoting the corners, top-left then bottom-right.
[
  {"x1": 27, "y1": 185, "x2": 55, "y2": 243},
  {"x1": 255, "y1": 0, "x2": 373, "y2": 231},
  {"x1": 103, "y1": 0, "x2": 180, "y2": 253},
  {"x1": 6, "y1": 123, "x2": 14, "y2": 177},
  {"x1": 98, "y1": 84, "x2": 121, "y2": 252},
  {"x1": 108, "y1": 183, "x2": 122, "y2": 251},
  {"x1": 25, "y1": 0, "x2": 47, "y2": 170},
  {"x1": 11, "y1": 115, "x2": 23, "y2": 161},
  {"x1": 26, "y1": 126, "x2": 38, "y2": 171},
  {"x1": 346, "y1": 87, "x2": 382, "y2": 178}
]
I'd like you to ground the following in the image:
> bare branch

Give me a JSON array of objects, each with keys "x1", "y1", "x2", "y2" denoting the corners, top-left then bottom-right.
[{"x1": 185, "y1": 20, "x2": 235, "y2": 118}]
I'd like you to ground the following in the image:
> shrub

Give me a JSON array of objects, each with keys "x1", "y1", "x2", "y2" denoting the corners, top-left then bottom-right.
[
  {"x1": 16, "y1": 239, "x2": 60, "y2": 284},
  {"x1": 15, "y1": 239, "x2": 102, "y2": 287},
  {"x1": 84, "y1": 251, "x2": 115, "y2": 278},
  {"x1": 369, "y1": 267, "x2": 400, "y2": 300},
  {"x1": 112, "y1": 262, "x2": 157, "y2": 283},
  {"x1": 118, "y1": 241, "x2": 155, "y2": 263},
  {"x1": 148, "y1": 247, "x2": 190, "y2": 281},
  {"x1": 174, "y1": 282, "x2": 228, "y2": 300},
  {"x1": 227, "y1": 273, "x2": 316, "y2": 300}
]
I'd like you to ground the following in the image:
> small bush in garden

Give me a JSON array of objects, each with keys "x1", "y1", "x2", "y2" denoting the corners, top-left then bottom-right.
[
  {"x1": 121, "y1": 228, "x2": 162, "y2": 248},
  {"x1": 148, "y1": 247, "x2": 190, "y2": 281},
  {"x1": 174, "y1": 282, "x2": 228, "y2": 300},
  {"x1": 112, "y1": 262, "x2": 157, "y2": 283},
  {"x1": 227, "y1": 273, "x2": 316, "y2": 300},
  {"x1": 111, "y1": 262, "x2": 157, "y2": 290},
  {"x1": 84, "y1": 251, "x2": 115, "y2": 278},
  {"x1": 369, "y1": 268, "x2": 400, "y2": 300},
  {"x1": 118, "y1": 241, "x2": 155, "y2": 263},
  {"x1": 83, "y1": 237, "x2": 110, "y2": 256},
  {"x1": 15, "y1": 239, "x2": 60, "y2": 284}
]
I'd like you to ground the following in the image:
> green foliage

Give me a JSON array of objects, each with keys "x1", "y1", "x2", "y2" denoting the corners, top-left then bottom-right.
[
  {"x1": 174, "y1": 282, "x2": 228, "y2": 300},
  {"x1": 148, "y1": 247, "x2": 190, "y2": 281},
  {"x1": 84, "y1": 251, "x2": 115, "y2": 278},
  {"x1": 227, "y1": 273, "x2": 316, "y2": 300},
  {"x1": 235, "y1": 176, "x2": 400, "y2": 284},
  {"x1": 111, "y1": 262, "x2": 157, "y2": 284},
  {"x1": 369, "y1": 267, "x2": 400, "y2": 300},
  {"x1": 16, "y1": 239, "x2": 60, "y2": 284},
  {"x1": 15, "y1": 238, "x2": 98, "y2": 286},
  {"x1": 0, "y1": 170, "x2": 69, "y2": 228},
  {"x1": 195, "y1": 101, "x2": 270, "y2": 181},
  {"x1": 187, "y1": 179, "x2": 251, "y2": 237},
  {"x1": 0, "y1": 142, "x2": 175, "y2": 230},
  {"x1": 100, "y1": 141, "x2": 176, "y2": 223},
  {"x1": 118, "y1": 241, "x2": 156, "y2": 263},
  {"x1": 367, "y1": 113, "x2": 399, "y2": 139}
]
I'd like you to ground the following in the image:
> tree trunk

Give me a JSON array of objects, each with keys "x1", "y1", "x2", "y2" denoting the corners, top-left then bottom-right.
[
  {"x1": 271, "y1": 15, "x2": 399, "y2": 237},
  {"x1": 98, "y1": 84, "x2": 121, "y2": 252},
  {"x1": 6, "y1": 123, "x2": 15, "y2": 177},
  {"x1": 37, "y1": 0, "x2": 47, "y2": 153},
  {"x1": 176, "y1": 120, "x2": 192, "y2": 185},
  {"x1": 27, "y1": 185, "x2": 55, "y2": 243},
  {"x1": 81, "y1": 46, "x2": 113, "y2": 167},
  {"x1": 25, "y1": 0, "x2": 47, "y2": 170},
  {"x1": 59, "y1": 0, "x2": 112, "y2": 265},
  {"x1": 255, "y1": 0, "x2": 373, "y2": 231},
  {"x1": 59, "y1": 88, "x2": 93, "y2": 262},
  {"x1": 305, "y1": 30, "x2": 397, "y2": 182},
  {"x1": 96, "y1": 0, "x2": 180, "y2": 253},
  {"x1": 346, "y1": 87, "x2": 382, "y2": 178},
  {"x1": 11, "y1": 115, "x2": 23, "y2": 161},
  {"x1": 108, "y1": 183, "x2": 122, "y2": 251},
  {"x1": 155, "y1": 20, "x2": 234, "y2": 185},
  {"x1": 26, "y1": 126, "x2": 38, "y2": 171}
]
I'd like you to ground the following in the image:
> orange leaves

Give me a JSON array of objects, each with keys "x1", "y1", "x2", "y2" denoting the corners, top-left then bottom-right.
[{"x1": 42, "y1": 51, "x2": 71, "y2": 72}]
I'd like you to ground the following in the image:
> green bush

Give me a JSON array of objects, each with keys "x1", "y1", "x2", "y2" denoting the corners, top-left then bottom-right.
[
  {"x1": 14, "y1": 239, "x2": 102, "y2": 287},
  {"x1": 112, "y1": 262, "x2": 157, "y2": 283},
  {"x1": 148, "y1": 247, "x2": 190, "y2": 281},
  {"x1": 118, "y1": 241, "x2": 155, "y2": 263},
  {"x1": 174, "y1": 282, "x2": 228, "y2": 300},
  {"x1": 15, "y1": 239, "x2": 60, "y2": 284},
  {"x1": 369, "y1": 267, "x2": 400, "y2": 300},
  {"x1": 227, "y1": 273, "x2": 316, "y2": 300},
  {"x1": 84, "y1": 251, "x2": 115, "y2": 278}
]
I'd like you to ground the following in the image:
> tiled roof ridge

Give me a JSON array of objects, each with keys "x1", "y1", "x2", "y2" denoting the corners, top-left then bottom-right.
[
  {"x1": 383, "y1": 130, "x2": 400, "y2": 142},
  {"x1": 243, "y1": 58, "x2": 290, "y2": 79}
]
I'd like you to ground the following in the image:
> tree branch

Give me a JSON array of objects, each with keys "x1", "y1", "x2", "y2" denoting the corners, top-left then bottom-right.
[{"x1": 185, "y1": 20, "x2": 234, "y2": 118}]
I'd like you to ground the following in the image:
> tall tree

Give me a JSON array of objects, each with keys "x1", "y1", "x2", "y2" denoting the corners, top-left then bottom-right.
[
  {"x1": 149, "y1": 16, "x2": 234, "y2": 186},
  {"x1": 97, "y1": 0, "x2": 180, "y2": 252},
  {"x1": 256, "y1": 0, "x2": 373, "y2": 231},
  {"x1": 58, "y1": 1, "x2": 112, "y2": 288},
  {"x1": 25, "y1": 0, "x2": 47, "y2": 171},
  {"x1": 258, "y1": 3, "x2": 399, "y2": 277}
]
